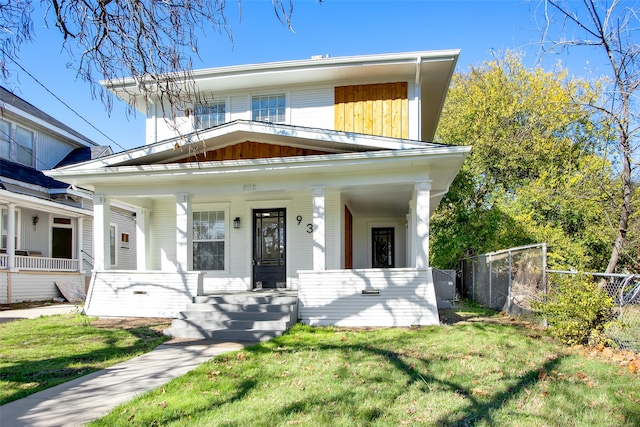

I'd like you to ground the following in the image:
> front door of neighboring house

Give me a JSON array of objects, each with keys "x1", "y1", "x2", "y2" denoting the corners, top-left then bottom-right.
[
  {"x1": 253, "y1": 208, "x2": 286, "y2": 289},
  {"x1": 52, "y1": 227, "x2": 73, "y2": 259},
  {"x1": 372, "y1": 227, "x2": 394, "y2": 268}
]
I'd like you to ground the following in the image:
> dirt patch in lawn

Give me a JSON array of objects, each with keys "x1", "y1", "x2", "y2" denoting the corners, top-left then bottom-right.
[{"x1": 89, "y1": 317, "x2": 172, "y2": 333}]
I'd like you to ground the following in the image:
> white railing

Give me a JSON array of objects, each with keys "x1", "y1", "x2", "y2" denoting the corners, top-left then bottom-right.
[{"x1": 0, "y1": 254, "x2": 79, "y2": 272}]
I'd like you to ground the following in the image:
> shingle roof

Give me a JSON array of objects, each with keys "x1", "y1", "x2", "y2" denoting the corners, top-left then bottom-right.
[
  {"x1": 55, "y1": 146, "x2": 112, "y2": 168},
  {"x1": 0, "y1": 159, "x2": 70, "y2": 190},
  {"x1": 0, "y1": 86, "x2": 96, "y2": 146}
]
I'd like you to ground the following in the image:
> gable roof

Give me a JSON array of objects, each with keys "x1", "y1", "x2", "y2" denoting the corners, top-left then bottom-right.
[
  {"x1": 52, "y1": 119, "x2": 453, "y2": 171},
  {"x1": 0, "y1": 86, "x2": 97, "y2": 148},
  {"x1": 55, "y1": 146, "x2": 113, "y2": 168},
  {"x1": 103, "y1": 50, "x2": 460, "y2": 142}
]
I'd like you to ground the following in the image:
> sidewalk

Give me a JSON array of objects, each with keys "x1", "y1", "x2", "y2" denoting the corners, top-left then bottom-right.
[
  {"x1": 0, "y1": 307, "x2": 250, "y2": 426},
  {"x1": 0, "y1": 304, "x2": 77, "y2": 323}
]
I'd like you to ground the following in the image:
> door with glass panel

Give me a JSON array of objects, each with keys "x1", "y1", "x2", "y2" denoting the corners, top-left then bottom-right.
[{"x1": 253, "y1": 209, "x2": 286, "y2": 289}]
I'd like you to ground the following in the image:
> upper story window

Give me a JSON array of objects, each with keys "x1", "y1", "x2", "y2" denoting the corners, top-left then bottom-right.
[
  {"x1": 194, "y1": 100, "x2": 226, "y2": 130},
  {"x1": 252, "y1": 94, "x2": 285, "y2": 123},
  {"x1": 0, "y1": 120, "x2": 10, "y2": 159},
  {"x1": 16, "y1": 126, "x2": 34, "y2": 166},
  {"x1": 0, "y1": 118, "x2": 35, "y2": 166}
]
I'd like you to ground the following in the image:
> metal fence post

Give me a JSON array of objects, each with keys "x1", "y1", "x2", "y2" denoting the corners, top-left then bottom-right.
[
  {"x1": 508, "y1": 250, "x2": 512, "y2": 314},
  {"x1": 489, "y1": 254, "x2": 492, "y2": 309}
]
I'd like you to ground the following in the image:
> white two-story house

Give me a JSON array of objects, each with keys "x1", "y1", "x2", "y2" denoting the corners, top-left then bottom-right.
[
  {"x1": 48, "y1": 50, "x2": 471, "y2": 337},
  {"x1": 0, "y1": 87, "x2": 136, "y2": 303}
]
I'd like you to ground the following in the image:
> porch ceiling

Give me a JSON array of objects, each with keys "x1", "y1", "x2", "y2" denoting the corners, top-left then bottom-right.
[{"x1": 342, "y1": 183, "x2": 444, "y2": 217}]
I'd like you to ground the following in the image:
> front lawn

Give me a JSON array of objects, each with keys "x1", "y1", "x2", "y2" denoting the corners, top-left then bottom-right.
[
  {"x1": 90, "y1": 310, "x2": 640, "y2": 426},
  {"x1": 0, "y1": 312, "x2": 170, "y2": 404}
]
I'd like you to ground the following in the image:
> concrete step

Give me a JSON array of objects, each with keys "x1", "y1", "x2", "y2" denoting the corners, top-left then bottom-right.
[
  {"x1": 186, "y1": 302, "x2": 297, "y2": 313},
  {"x1": 170, "y1": 318, "x2": 290, "y2": 330},
  {"x1": 177, "y1": 310, "x2": 292, "y2": 321},
  {"x1": 194, "y1": 294, "x2": 298, "y2": 305},
  {"x1": 163, "y1": 327, "x2": 284, "y2": 342}
]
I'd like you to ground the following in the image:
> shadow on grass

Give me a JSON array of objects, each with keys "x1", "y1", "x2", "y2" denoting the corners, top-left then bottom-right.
[{"x1": 0, "y1": 325, "x2": 166, "y2": 405}]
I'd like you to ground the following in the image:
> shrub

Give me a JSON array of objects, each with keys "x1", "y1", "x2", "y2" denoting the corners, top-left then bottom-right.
[{"x1": 534, "y1": 274, "x2": 613, "y2": 345}]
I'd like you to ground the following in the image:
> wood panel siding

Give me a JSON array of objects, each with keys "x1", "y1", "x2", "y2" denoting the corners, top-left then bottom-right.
[
  {"x1": 335, "y1": 82, "x2": 408, "y2": 139},
  {"x1": 170, "y1": 141, "x2": 330, "y2": 164},
  {"x1": 344, "y1": 206, "x2": 353, "y2": 269}
]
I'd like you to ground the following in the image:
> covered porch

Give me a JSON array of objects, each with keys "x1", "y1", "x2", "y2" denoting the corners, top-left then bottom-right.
[{"x1": 1, "y1": 190, "x2": 90, "y2": 303}]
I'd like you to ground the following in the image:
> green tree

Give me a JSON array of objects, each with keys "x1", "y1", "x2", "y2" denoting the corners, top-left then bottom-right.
[
  {"x1": 431, "y1": 52, "x2": 616, "y2": 270},
  {"x1": 539, "y1": 0, "x2": 640, "y2": 276}
]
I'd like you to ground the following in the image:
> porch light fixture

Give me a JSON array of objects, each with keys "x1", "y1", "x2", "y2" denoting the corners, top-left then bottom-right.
[
  {"x1": 233, "y1": 217, "x2": 241, "y2": 229},
  {"x1": 32, "y1": 215, "x2": 39, "y2": 226}
]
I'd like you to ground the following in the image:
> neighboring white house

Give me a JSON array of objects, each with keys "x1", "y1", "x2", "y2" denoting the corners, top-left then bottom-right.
[
  {"x1": 47, "y1": 50, "x2": 471, "y2": 327},
  {"x1": 0, "y1": 87, "x2": 136, "y2": 303}
]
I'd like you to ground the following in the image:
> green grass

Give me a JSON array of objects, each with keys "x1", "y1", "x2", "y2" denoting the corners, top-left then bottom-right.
[
  {"x1": 0, "y1": 312, "x2": 169, "y2": 404},
  {"x1": 89, "y1": 311, "x2": 640, "y2": 426}
]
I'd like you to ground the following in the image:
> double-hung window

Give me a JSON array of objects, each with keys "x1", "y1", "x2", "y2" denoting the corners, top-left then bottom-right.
[
  {"x1": 194, "y1": 100, "x2": 226, "y2": 130},
  {"x1": 1, "y1": 208, "x2": 20, "y2": 249},
  {"x1": 15, "y1": 125, "x2": 34, "y2": 166},
  {"x1": 251, "y1": 94, "x2": 286, "y2": 123},
  {"x1": 0, "y1": 120, "x2": 10, "y2": 159},
  {"x1": 193, "y1": 210, "x2": 226, "y2": 271}
]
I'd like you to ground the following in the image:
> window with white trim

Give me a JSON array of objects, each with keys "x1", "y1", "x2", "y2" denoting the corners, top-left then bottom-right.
[
  {"x1": 110, "y1": 225, "x2": 117, "y2": 266},
  {"x1": 15, "y1": 125, "x2": 34, "y2": 166},
  {"x1": 194, "y1": 100, "x2": 226, "y2": 130},
  {"x1": 251, "y1": 93, "x2": 286, "y2": 123},
  {"x1": 193, "y1": 210, "x2": 226, "y2": 271},
  {"x1": 0, "y1": 120, "x2": 10, "y2": 159},
  {"x1": 0, "y1": 208, "x2": 20, "y2": 249}
]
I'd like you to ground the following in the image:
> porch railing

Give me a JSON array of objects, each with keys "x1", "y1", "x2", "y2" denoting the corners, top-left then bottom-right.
[{"x1": 0, "y1": 254, "x2": 79, "y2": 272}]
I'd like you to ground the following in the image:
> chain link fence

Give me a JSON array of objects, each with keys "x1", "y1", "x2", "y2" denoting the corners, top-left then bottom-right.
[
  {"x1": 459, "y1": 243, "x2": 640, "y2": 353},
  {"x1": 548, "y1": 271, "x2": 640, "y2": 353},
  {"x1": 459, "y1": 244, "x2": 547, "y2": 316}
]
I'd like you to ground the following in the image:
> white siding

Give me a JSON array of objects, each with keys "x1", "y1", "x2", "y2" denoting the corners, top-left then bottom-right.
[
  {"x1": 34, "y1": 130, "x2": 76, "y2": 170},
  {"x1": 324, "y1": 191, "x2": 339, "y2": 270},
  {"x1": 110, "y1": 206, "x2": 137, "y2": 270},
  {"x1": 290, "y1": 87, "x2": 333, "y2": 129},
  {"x1": 0, "y1": 271, "x2": 83, "y2": 303},
  {"x1": 149, "y1": 198, "x2": 176, "y2": 271},
  {"x1": 85, "y1": 271, "x2": 202, "y2": 317},
  {"x1": 299, "y1": 268, "x2": 439, "y2": 327},
  {"x1": 230, "y1": 95, "x2": 250, "y2": 121},
  {"x1": 82, "y1": 218, "x2": 93, "y2": 271},
  {"x1": 18, "y1": 208, "x2": 49, "y2": 256}
]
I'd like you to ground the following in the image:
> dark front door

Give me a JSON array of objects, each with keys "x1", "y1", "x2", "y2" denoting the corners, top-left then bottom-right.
[
  {"x1": 52, "y1": 227, "x2": 73, "y2": 259},
  {"x1": 253, "y1": 208, "x2": 286, "y2": 289},
  {"x1": 372, "y1": 227, "x2": 394, "y2": 268}
]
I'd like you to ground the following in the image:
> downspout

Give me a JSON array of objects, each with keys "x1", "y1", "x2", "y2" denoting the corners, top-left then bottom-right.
[{"x1": 415, "y1": 56, "x2": 422, "y2": 141}]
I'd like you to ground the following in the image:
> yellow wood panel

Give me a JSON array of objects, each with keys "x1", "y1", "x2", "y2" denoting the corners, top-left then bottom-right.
[
  {"x1": 334, "y1": 82, "x2": 408, "y2": 138},
  {"x1": 363, "y1": 84, "x2": 374, "y2": 135},
  {"x1": 334, "y1": 86, "x2": 345, "y2": 132},
  {"x1": 171, "y1": 141, "x2": 331, "y2": 163}
]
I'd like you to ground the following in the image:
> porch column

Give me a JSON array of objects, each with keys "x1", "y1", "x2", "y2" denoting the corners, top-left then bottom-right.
[
  {"x1": 176, "y1": 194, "x2": 192, "y2": 272},
  {"x1": 312, "y1": 186, "x2": 326, "y2": 270},
  {"x1": 6, "y1": 203, "x2": 15, "y2": 271},
  {"x1": 135, "y1": 207, "x2": 150, "y2": 271},
  {"x1": 77, "y1": 217, "x2": 84, "y2": 273},
  {"x1": 413, "y1": 181, "x2": 431, "y2": 269},
  {"x1": 93, "y1": 195, "x2": 111, "y2": 270}
]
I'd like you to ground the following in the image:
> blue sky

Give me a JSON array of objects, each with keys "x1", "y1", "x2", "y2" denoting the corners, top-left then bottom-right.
[{"x1": 9, "y1": 0, "x2": 610, "y2": 152}]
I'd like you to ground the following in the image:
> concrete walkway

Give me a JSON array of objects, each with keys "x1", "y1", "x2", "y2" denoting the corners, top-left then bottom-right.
[
  {"x1": 0, "y1": 304, "x2": 77, "y2": 323},
  {"x1": 0, "y1": 308, "x2": 250, "y2": 426}
]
